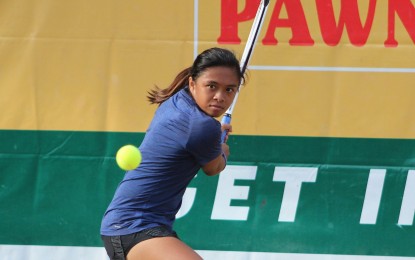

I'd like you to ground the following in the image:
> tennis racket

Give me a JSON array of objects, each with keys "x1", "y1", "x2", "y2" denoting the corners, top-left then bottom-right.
[{"x1": 221, "y1": 0, "x2": 270, "y2": 142}]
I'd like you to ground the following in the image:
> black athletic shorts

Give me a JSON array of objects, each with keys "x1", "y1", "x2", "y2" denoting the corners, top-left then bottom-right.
[{"x1": 101, "y1": 226, "x2": 179, "y2": 260}]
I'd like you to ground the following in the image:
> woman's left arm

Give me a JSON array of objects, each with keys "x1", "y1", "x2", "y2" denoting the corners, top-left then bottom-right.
[{"x1": 202, "y1": 124, "x2": 232, "y2": 176}]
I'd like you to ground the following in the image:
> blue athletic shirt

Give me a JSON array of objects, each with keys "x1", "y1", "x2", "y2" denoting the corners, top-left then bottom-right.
[{"x1": 100, "y1": 87, "x2": 222, "y2": 236}]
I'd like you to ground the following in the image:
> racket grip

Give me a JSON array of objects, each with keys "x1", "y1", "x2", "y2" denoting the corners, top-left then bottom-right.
[{"x1": 220, "y1": 113, "x2": 231, "y2": 143}]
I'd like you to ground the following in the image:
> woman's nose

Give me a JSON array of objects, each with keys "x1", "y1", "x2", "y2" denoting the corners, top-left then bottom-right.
[{"x1": 214, "y1": 90, "x2": 225, "y2": 102}]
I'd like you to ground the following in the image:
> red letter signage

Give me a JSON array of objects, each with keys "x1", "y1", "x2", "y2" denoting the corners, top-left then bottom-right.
[
  {"x1": 218, "y1": 0, "x2": 262, "y2": 44},
  {"x1": 316, "y1": 0, "x2": 376, "y2": 46},
  {"x1": 262, "y1": 0, "x2": 314, "y2": 45}
]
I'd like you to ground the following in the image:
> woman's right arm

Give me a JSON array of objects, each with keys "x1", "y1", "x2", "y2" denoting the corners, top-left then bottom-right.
[{"x1": 202, "y1": 143, "x2": 229, "y2": 176}]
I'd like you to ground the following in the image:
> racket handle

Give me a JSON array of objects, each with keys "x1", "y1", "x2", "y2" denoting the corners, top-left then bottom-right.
[{"x1": 220, "y1": 113, "x2": 232, "y2": 143}]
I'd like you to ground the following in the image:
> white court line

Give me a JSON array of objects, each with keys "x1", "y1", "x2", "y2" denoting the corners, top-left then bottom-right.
[
  {"x1": 0, "y1": 245, "x2": 109, "y2": 260},
  {"x1": 193, "y1": 0, "x2": 199, "y2": 59},
  {"x1": 1, "y1": 245, "x2": 415, "y2": 260},
  {"x1": 198, "y1": 251, "x2": 415, "y2": 260},
  {"x1": 250, "y1": 65, "x2": 415, "y2": 73}
]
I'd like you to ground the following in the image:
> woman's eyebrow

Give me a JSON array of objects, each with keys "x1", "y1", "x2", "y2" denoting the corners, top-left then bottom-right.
[
  {"x1": 206, "y1": 80, "x2": 218, "y2": 85},
  {"x1": 205, "y1": 80, "x2": 238, "y2": 88}
]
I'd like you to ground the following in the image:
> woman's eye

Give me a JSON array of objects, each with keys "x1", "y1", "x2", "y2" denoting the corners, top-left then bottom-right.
[
  {"x1": 207, "y1": 85, "x2": 215, "y2": 89},
  {"x1": 226, "y1": 88, "x2": 235, "y2": 93}
]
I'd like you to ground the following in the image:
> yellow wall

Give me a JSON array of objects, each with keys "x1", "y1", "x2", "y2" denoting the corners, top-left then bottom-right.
[{"x1": 1, "y1": 0, "x2": 415, "y2": 138}]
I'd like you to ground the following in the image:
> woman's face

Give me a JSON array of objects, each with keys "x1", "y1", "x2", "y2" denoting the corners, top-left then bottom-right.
[{"x1": 189, "y1": 66, "x2": 240, "y2": 118}]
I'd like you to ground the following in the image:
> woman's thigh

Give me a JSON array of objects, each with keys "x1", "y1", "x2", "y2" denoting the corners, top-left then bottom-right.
[{"x1": 127, "y1": 236, "x2": 202, "y2": 260}]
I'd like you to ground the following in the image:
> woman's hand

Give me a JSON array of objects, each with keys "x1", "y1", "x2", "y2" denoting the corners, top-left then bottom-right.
[{"x1": 221, "y1": 123, "x2": 232, "y2": 144}]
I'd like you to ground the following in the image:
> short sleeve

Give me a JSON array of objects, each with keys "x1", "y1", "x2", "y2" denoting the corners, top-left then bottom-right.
[{"x1": 186, "y1": 116, "x2": 222, "y2": 166}]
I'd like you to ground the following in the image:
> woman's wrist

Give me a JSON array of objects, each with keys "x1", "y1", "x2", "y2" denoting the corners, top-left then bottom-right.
[{"x1": 221, "y1": 152, "x2": 227, "y2": 168}]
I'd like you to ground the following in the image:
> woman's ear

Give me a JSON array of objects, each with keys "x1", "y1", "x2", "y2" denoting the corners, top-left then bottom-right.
[{"x1": 188, "y1": 77, "x2": 195, "y2": 92}]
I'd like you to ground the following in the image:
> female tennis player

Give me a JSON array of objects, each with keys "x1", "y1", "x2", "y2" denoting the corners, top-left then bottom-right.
[{"x1": 100, "y1": 47, "x2": 245, "y2": 260}]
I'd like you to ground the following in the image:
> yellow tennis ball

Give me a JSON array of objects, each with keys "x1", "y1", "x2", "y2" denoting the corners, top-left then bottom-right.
[{"x1": 116, "y1": 145, "x2": 142, "y2": 171}]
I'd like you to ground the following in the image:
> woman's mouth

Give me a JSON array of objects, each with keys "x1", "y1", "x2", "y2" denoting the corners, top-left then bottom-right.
[{"x1": 209, "y1": 104, "x2": 224, "y2": 111}]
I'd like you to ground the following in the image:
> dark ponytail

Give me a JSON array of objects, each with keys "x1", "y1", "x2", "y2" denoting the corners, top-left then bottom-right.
[
  {"x1": 147, "y1": 67, "x2": 191, "y2": 104},
  {"x1": 147, "y1": 47, "x2": 244, "y2": 104}
]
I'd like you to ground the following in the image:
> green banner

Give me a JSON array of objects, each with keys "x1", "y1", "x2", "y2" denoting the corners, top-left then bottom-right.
[{"x1": 1, "y1": 130, "x2": 414, "y2": 257}]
